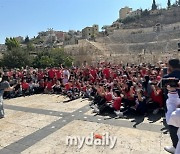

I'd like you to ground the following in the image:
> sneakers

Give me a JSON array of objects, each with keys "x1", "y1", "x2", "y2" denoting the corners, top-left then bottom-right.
[
  {"x1": 92, "y1": 105, "x2": 100, "y2": 114},
  {"x1": 164, "y1": 146, "x2": 175, "y2": 154},
  {"x1": 114, "y1": 110, "x2": 124, "y2": 118}
]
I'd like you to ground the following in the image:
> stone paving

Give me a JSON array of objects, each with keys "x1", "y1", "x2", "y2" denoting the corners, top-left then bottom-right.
[{"x1": 0, "y1": 94, "x2": 172, "y2": 154}]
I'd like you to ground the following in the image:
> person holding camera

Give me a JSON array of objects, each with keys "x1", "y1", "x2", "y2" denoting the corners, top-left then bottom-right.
[
  {"x1": 164, "y1": 59, "x2": 180, "y2": 154},
  {"x1": 0, "y1": 72, "x2": 16, "y2": 119}
]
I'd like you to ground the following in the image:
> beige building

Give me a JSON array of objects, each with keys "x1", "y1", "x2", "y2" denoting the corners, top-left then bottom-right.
[
  {"x1": 128, "y1": 9, "x2": 142, "y2": 17},
  {"x1": 119, "y1": 7, "x2": 132, "y2": 19},
  {"x1": 150, "y1": 9, "x2": 160, "y2": 15},
  {"x1": 82, "y1": 24, "x2": 99, "y2": 39}
]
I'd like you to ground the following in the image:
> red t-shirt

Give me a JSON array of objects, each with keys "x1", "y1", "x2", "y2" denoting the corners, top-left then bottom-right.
[
  {"x1": 22, "y1": 82, "x2": 29, "y2": 90},
  {"x1": 38, "y1": 73, "x2": 44, "y2": 80},
  {"x1": 113, "y1": 97, "x2": 122, "y2": 111},
  {"x1": 111, "y1": 72, "x2": 117, "y2": 79},
  {"x1": 105, "y1": 92, "x2": 112, "y2": 102},
  {"x1": 83, "y1": 69, "x2": 90, "y2": 76},
  {"x1": 44, "y1": 81, "x2": 48, "y2": 87},
  {"x1": 90, "y1": 69, "x2": 97, "y2": 78},
  {"x1": 18, "y1": 72, "x2": 24, "y2": 78},
  {"x1": 56, "y1": 70, "x2": 62, "y2": 80},
  {"x1": 48, "y1": 69, "x2": 55, "y2": 79},
  {"x1": 46, "y1": 82, "x2": 53, "y2": 90},
  {"x1": 151, "y1": 90, "x2": 163, "y2": 108},
  {"x1": 65, "y1": 83, "x2": 71, "y2": 91},
  {"x1": 103, "y1": 68, "x2": 110, "y2": 79},
  {"x1": 82, "y1": 86, "x2": 87, "y2": 92}
]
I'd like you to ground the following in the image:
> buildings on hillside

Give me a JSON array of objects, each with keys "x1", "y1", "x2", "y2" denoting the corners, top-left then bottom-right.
[
  {"x1": 63, "y1": 30, "x2": 82, "y2": 45},
  {"x1": 82, "y1": 24, "x2": 99, "y2": 40},
  {"x1": 119, "y1": 7, "x2": 142, "y2": 19},
  {"x1": 119, "y1": 7, "x2": 132, "y2": 19}
]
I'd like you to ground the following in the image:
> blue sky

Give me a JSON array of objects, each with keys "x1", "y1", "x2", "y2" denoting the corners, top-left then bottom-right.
[{"x1": 0, "y1": 0, "x2": 169, "y2": 43}]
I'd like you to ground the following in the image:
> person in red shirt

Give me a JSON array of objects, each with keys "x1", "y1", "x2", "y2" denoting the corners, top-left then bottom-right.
[
  {"x1": 112, "y1": 90, "x2": 122, "y2": 111},
  {"x1": 38, "y1": 69, "x2": 44, "y2": 81},
  {"x1": 48, "y1": 68, "x2": 55, "y2": 79},
  {"x1": 90, "y1": 66, "x2": 97, "y2": 83},
  {"x1": 64, "y1": 81, "x2": 72, "y2": 92},
  {"x1": 122, "y1": 82, "x2": 136, "y2": 110},
  {"x1": 55, "y1": 69, "x2": 62, "y2": 80},
  {"x1": 44, "y1": 79, "x2": 54, "y2": 94},
  {"x1": 94, "y1": 89, "x2": 122, "y2": 116},
  {"x1": 149, "y1": 84, "x2": 164, "y2": 114},
  {"x1": 103, "y1": 66, "x2": 110, "y2": 79},
  {"x1": 104, "y1": 86, "x2": 112, "y2": 102},
  {"x1": 21, "y1": 79, "x2": 29, "y2": 96}
]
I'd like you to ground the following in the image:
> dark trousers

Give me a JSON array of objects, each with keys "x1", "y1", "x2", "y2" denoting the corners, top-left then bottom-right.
[{"x1": 169, "y1": 125, "x2": 178, "y2": 148}]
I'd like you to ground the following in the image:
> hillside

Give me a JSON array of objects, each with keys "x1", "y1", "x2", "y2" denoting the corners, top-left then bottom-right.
[{"x1": 120, "y1": 7, "x2": 180, "y2": 29}]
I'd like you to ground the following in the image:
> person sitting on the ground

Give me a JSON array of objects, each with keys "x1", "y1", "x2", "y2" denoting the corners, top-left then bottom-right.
[
  {"x1": 53, "y1": 80, "x2": 62, "y2": 94},
  {"x1": 149, "y1": 83, "x2": 163, "y2": 114},
  {"x1": 44, "y1": 79, "x2": 54, "y2": 94},
  {"x1": 21, "y1": 79, "x2": 30, "y2": 96}
]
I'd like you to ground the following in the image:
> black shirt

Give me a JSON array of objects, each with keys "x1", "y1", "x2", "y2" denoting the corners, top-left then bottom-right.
[{"x1": 164, "y1": 70, "x2": 180, "y2": 79}]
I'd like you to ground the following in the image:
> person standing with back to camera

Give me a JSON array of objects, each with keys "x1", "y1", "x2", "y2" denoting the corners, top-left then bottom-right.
[
  {"x1": 0, "y1": 71, "x2": 16, "y2": 119},
  {"x1": 164, "y1": 59, "x2": 180, "y2": 154}
]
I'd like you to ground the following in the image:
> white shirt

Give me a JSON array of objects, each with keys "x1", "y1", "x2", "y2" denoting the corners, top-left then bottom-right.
[
  {"x1": 166, "y1": 92, "x2": 180, "y2": 154},
  {"x1": 63, "y1": 70, "x2": 70, "y2": 79},
  {"x1": 166, "y1": 93, "x2": 180, "y2": 125}
]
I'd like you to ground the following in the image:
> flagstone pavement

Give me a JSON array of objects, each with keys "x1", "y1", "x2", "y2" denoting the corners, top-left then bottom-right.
[{"x1": 0, "y1": 94, "x2": 172, "y2": 154}]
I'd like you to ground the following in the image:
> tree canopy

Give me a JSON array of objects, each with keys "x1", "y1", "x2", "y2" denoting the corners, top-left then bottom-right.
[
  {"x1": 2, "y1": 37, "x2": 73, "y2": 68},
  {"x1": 5, "y1": 37, "x2": 20, "y2": 50},
  {"x1": 2, "y1": 48, "x2": 30, "y2": 68}
]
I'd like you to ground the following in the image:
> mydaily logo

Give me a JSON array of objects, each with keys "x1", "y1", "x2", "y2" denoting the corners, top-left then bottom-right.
[{"x1": 66, "y1": 132, "x2": 117, "y2": 149}]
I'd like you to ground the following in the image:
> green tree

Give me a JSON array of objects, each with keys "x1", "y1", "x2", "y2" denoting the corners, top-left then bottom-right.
[
  {"x1": 64, "y1": 56, "x2": 73, "y2": 67},
  {"x1": 5, "y1": 37, "x2": 20, "y2": 50},
  {"x1": 2, "y1": 48, "x2": 30, "y2": 68},
  {"x1": 26, "y1": 43, "x2": 35, "y2": 51},
  {"x1": 50, "y1": 48, "x2": 73, "y2": 67},
  {"x1": 152, "y1": 0, "x2": 157, "y2": 10},
  {"x1": 38, "y1": 56, "x2": 54, "y2": 68},
  {"x1": 167, "y1": 0, "x2": 171, "y2": 8},
  {"x1": 32, "y1": 47, "x2": 73, "y2": 68}
]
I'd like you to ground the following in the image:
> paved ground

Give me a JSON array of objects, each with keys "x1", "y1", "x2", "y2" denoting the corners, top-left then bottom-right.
[{"x1": 0, "y1": 94, "x2": 171, "y2": 154}]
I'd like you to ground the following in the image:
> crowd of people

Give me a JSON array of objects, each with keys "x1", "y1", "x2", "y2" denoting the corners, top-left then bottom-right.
[
  {"x1": 0, "y1": 58, "x2": 180, "y2": 154},
  {"x1": 1, "y1": 61, "x2": 167, "y2": 116}
]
